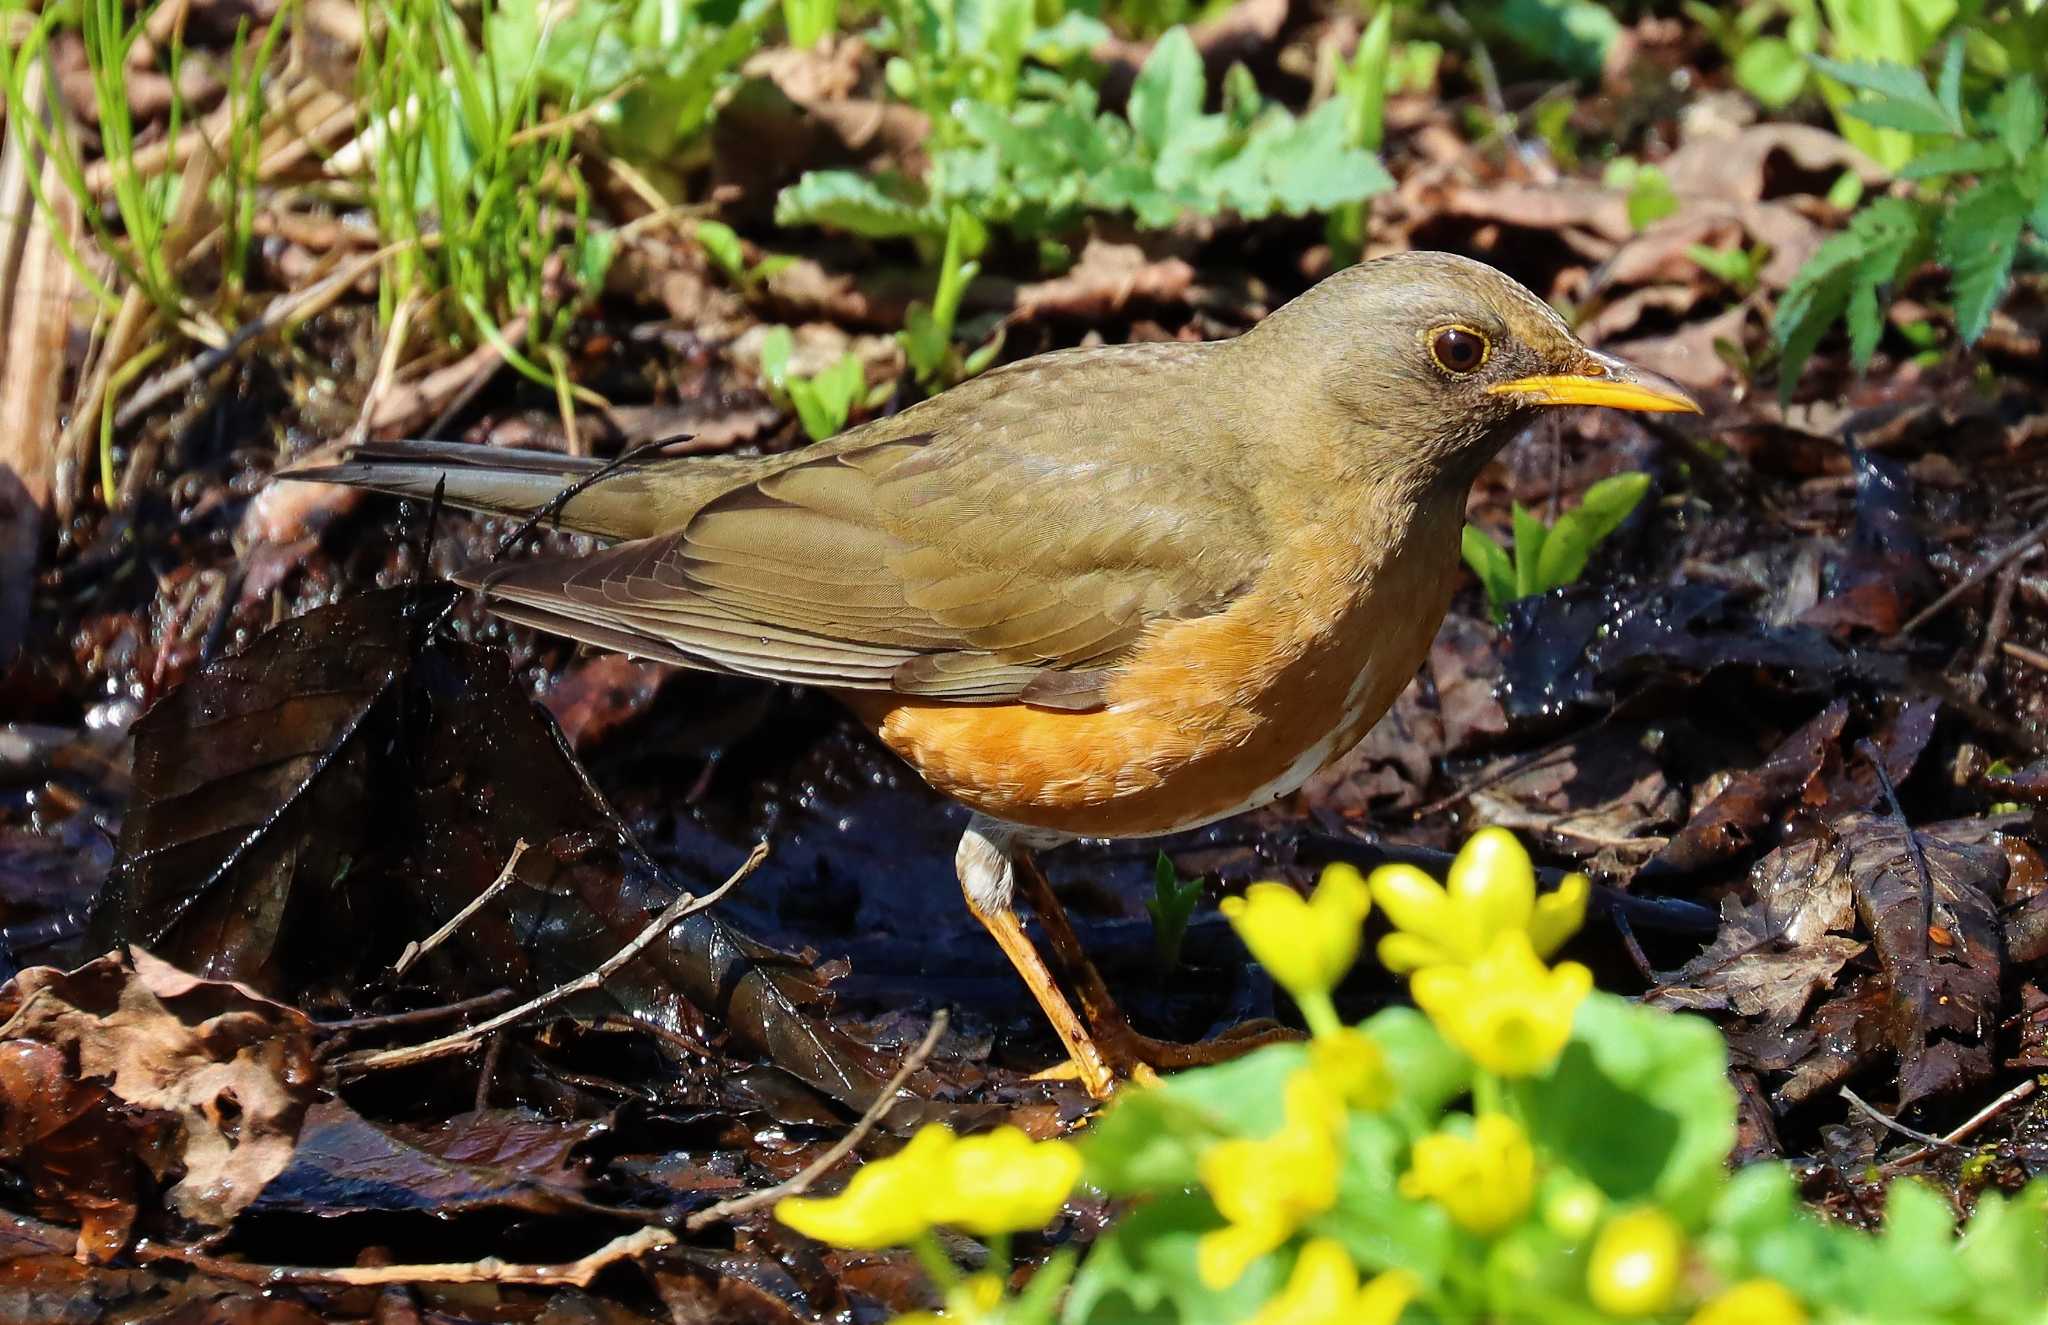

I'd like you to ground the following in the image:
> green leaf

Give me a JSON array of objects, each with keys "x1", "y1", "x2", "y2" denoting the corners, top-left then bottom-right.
[
  {"x1": 1486, "y1": 0, "x2": 1620, "y2": 79},
  {"x1": 1940, "y1": 176, "x2": 2026, "y2": 343},
  {"x1": 775, "y1": 169, "x2": 946, "y2": 238},
  {"x1": 694, "y1": 219, "x2": 746, "y2": 283},
  {"x1": 1146, "y1": 852, "x2": 1204, "y2": 971},
  {"x1": 1934, "y1": 35, "x2": 1965, "y2": 128},
  {"x1": 1513, "y1": 993, "x2": 1735, "y2": 1222},
  {"x1": 1461, "y1": 523, "x2": 1516, "y2": 622},
  {"x1": 1998, "y1": 75, "x2": 2046, "y2": 165},
  {"x1": 1897, "y1": 139, "x2": 2013, "y2": 180},
  {"x1": 1318, "y1": 1110, "x2": 1456, "y2": 1289},
  {"x1": 1128, "y1": 27, "x2": 1204, "y2": 155},
  {"x1": 1080, "y1": 1042, "x2": 1309, "y2": 1195},
  {"x1": 1686, "y1": 242, "x2": 1760, "y2": 289},
  {"x1": 1809, "y1": 53, "x2": 1959, "y2": 135},
  {"x1": 1062, "y1": 1192, "x2": 1280, "y2": 1325},
  {"x1": 1533, "y1": 472, "x2": 1649, "y2": 592},
  {"x1": 1511, "y1": 504, "x2": 1548, "y2": 601},
  {"x1": 1734, "y1": 37, "x2": 1809, "y2": 108},
  {"x1": 1623, "y1": 165, "x2": 1679, "y2": 230},
  {"x1": 1359, "y1": 1006, "x2": 1471, "y2": 1131},
  {"x1": 757, "y1": 325, "x2": 794, "y2": 393}
]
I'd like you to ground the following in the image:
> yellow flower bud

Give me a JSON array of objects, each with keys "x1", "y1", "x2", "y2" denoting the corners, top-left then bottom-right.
[
  {"x1": 1370, "y1": 828, "x2": 1589, "y2": 974},
  {"x1": 1221, "y1": 864, "x2": 1372, "y2": 1004},
  {"x1": 1196, "y1": 1074, "x2": 1346, "y2": 1287},
  {"x1": 1399, "y1": 1112, "x2": 1535, "y2": 1236},
  {"x1": 1243, "y1": 1239, "x2": 1418, "y2": 1325},
  {"x1": 1410, "y1": 930, "x2": 1591, "y2": 1078},
  {"x1": 1308, "y1": 1026, "x2": 1393, "y2": 1109},
  {"x1": 776, "y1": 1124, "x2": 957, "y2": 1249},
  {"x1": 1587, "y1": 1207, "x2": 1687, "y2": 1317},
  {"x1": 931, "y1": 1126, "x2": 1081, "y2": 1236},
  {"x1": 1689, "y1": 1279, "x2": 1808, "y2": 1325}
]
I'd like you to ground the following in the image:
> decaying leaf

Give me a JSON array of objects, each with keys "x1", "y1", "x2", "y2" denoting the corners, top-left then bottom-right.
[
  {"x1": 1845, "y1": 813, "x2": 2007, "y2": 1108},
  {"x1": 0, "y1": 948, "x2": 318, "y2": 1246}
]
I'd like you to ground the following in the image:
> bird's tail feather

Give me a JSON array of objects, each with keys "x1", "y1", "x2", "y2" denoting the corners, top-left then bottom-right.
[{"x1": 280, "y1": 440, "x2": 673, "y2": 542}]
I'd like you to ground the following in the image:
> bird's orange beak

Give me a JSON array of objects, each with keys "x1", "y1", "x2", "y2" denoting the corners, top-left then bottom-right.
[{"x1": 1486, "y1": 353, "x2": 1701, "y2": 414}]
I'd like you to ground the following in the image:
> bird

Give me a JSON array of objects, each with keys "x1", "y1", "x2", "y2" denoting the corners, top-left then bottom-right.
[{"x1": 283, "y1": 251, "x2": 1699, "y2": 1098}]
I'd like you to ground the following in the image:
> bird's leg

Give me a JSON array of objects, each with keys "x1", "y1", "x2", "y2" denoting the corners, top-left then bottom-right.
[
  {"x1": 1012, "y1": 851, "x2": 1299, "y2": 1072},
  {"x1": 957, "y1": 818, "x2": 1117, "y2": 1100}
]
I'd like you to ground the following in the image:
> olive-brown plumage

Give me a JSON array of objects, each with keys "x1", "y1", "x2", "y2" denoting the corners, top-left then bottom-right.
[{"x1": 286, "y1": 251, "x2": 1698, "y2": 1097}]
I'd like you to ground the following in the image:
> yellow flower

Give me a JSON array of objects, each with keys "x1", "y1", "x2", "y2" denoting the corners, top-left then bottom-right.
[
  {"x1": 1410, "y1": 931, "x2": 1591, "y2": 1078},
  {"x1": 1587, "y1": 1207, "x2": 1687, "y2": 1317},
  {"x1": 1370, "y1": 828, "x2": 1589, "y2": 974},
  {"x1": 1399, "y1": 1113, "x2": 1535, "y2": 1236},
  {"x1": 1244, "y1": 1239, "x2": 1418, "y2": 1325},
  {"x1": 1196, "y1": 1074, "x2": 1347, "y2": 1288},
  {"x1": 931, "y1": 1126, "x2": 1082, "y2": 1236},
  {"x1": 777, "y1": 1124, "x2": 957, "y2": 1248},
  {"x1": 1221, "y1": 863, "x2": 1372, "y2": 1008},
  {"x1": 1689, "y1": 1279, "x2": 1808, "y2": 1325},
  {"x1": 1308, "y1": 1026, "x2": 1392, "y2": 1109}
]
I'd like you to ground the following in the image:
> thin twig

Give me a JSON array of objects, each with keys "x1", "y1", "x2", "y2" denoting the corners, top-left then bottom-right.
[
  {"x1": 317, "y1": 989, "x2": 516, "y2": 1034},
  {"x1": 136, "y1": 1226, "x2": 674, "y2": 1288},
  {"x1": 2004, "y1": 640, "x2": 2048, "y2": 672},
  {"x1": 1879, "y1": 1078, "x2": 2040, "y2": 1176},
  {"x1": 1841, "y1": 1085, "x2": 1960, "y2": 1152},
  {"x1": 393, "y1": 839, "x2": 528, "y2": 978},
  {"x1": 1899, "y1": 520, "x2": 2048, "y2": 636},
  {"x1": 684, "y1": 1010, "x2": 949, "y2": 1232},
  {"x1": 340, "y1": 842, "x2": 768, "y2": 1074}
]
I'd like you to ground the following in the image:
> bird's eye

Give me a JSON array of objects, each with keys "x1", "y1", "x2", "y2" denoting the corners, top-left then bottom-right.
[{"x1": 1429, "y1": 326, "x2": 1489, "y2": 375}]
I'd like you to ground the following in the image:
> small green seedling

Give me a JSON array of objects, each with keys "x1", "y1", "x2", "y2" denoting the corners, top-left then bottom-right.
[
  {"x1": 1145, "y1": 852, "x2": 1204, "y2": 973},
  {"x1": 695, "y1": 220, "x2": 794, "y2": 297},
  {"x1": 1601, "y1": 158, "x2": 1679, "y2": 230},
  {"x1": 758, "y1": 326, "x2": 878, "y2": 441},
  {"x1": 900, "y1": 207, "x2": 1005, "y2": 392},
  {"x1": 1686, "y1": 241, "x2": 1768, "y2": 295},
  {"x1": 1462, "y1": 473, "x2": 1651, "y2": 622}
]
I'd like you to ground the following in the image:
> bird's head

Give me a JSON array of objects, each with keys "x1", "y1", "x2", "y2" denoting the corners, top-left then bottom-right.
[{"x1": 1238, "y1": 251, "x2": 1699, "y2": 489}]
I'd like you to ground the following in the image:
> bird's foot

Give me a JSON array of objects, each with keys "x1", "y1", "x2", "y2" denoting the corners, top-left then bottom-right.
[{"x1": 1093, "y1": 1016, "x2": 1304, "y2": 1076}]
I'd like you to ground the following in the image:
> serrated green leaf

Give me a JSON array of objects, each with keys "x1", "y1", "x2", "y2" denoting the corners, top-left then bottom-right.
[
  {"x1": 1998, "y1": 75, "x2": 2045, "y2": 164},
  {"x1": 1897, "y1": 138, "x2": 2012, "y2": 179},
  {"x1": 1810, "y1": 53, "x2": 1958, "y2": 135},
  {"x1": 1935, "y1": 36, "x2": 1964, "y2": 127},
  {"x1": 775, "y1": 169, "x2": 945, "y2": 238},
  {"x1": 1940, "y1": 177, "x2": 2026, "y2": 343}
]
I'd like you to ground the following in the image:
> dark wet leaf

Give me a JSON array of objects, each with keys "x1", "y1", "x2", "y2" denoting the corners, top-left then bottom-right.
[
  {"x1": 396, "y1": 633, "x2": 897, "y2": 1109},
  {"x1": 1844, "y1": 813, "x2": 2007, "y2": 1108},
  {"x1": 1986, "y1": 761, "x2": 2048, "y2": 805},
  {"x1": 1499, "y1": 583, "x2": 1908, "y2": 723},
  {"x1": 392, "y1": 1108, "x2": 607, "y2": 1191},
  {"x1": 249, "y1": 1098, "x2": 596, "y2": 1218},
  {"x1": 88, "y1": 587, "x2": 439, "y2": 986},
  {"x1": 93, "y1": 587, "x2": 892, "y2": 1109},
  {"x1": 1646, "y1": 701, "x2": 1848, "y2": 876}
]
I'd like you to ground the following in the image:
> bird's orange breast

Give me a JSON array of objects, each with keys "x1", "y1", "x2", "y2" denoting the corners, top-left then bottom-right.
[{"x1": 842, "y1": 499, "x2": 1461, "y2": 839}]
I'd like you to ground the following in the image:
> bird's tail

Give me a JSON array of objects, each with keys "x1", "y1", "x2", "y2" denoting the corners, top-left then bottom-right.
[{"x1": 279, "y1": 439, "x2": 687, "y2": 542}]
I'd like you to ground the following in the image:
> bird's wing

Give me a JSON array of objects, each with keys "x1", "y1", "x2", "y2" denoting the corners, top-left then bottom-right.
[{"x1": 469, "y1": 350, "x2": 1269, "y2": 708}]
